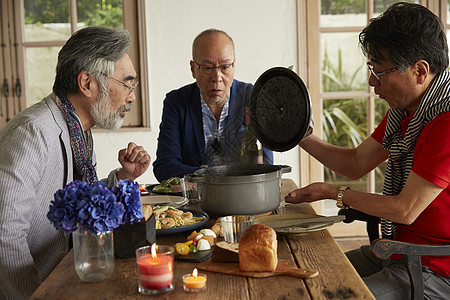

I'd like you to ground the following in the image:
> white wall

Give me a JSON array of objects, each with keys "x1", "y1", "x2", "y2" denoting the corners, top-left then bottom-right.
[{"x1": 93, "y1": 0, "x2": 301, "y2": 186}]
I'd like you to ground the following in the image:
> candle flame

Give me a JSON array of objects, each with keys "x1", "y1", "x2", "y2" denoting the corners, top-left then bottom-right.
[
  {"x1": 193, "y1": 268, "x2": 198, "y2": 277},
  {"x1": 151, "y1": 243, "x2": 157, "y2": 259}
]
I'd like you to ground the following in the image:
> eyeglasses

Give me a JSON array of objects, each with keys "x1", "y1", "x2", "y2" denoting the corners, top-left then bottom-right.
[
  {"x1": 102, "y1": 73, "x2": 139, "y2": 95},
  {"x1": 366, "y1": 62, "x2": 398, "y2": 81},
  {"x1": 193, "y1": 60, "x2": 235, "y2": 75}
]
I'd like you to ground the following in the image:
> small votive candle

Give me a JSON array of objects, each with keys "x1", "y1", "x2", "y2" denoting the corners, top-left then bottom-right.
[
  {"x1": 183, "y1": 268, "x2": 207, "y2": 292},
  {"x1": 136, "y1": 244, "x2": 174, "y2": 295}
]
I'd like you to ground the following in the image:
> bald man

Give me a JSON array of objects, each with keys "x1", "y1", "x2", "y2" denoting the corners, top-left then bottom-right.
[{"x1": 153, "y1": 29, "x2": 273, "y2": 182}]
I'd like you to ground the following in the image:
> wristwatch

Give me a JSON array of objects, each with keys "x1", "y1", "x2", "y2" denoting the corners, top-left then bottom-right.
[{"x1": 336, "y1": 186, "x2": 350, "y2": 209}]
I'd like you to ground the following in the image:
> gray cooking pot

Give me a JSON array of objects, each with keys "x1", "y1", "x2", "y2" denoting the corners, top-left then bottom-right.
[{"x1": 185, "y1": 164, "x2": 291, "y2": 216}]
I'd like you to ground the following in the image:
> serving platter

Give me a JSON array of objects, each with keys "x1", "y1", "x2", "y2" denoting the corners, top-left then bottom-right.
[
  {"x1": 155, "y1": 208, "x2": 209, "y2": 236},
  {"x1": 254, "y1": 213, "x2": 340, "y2": 235}
]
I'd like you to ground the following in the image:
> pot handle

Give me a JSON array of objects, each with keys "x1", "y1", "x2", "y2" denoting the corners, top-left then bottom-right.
[
  {"x1": 184, "y1": 173, "x2": 205, "y2": 183},
  {"x1": 280, "y1": 165, "x2": 292, "y2": 174}
]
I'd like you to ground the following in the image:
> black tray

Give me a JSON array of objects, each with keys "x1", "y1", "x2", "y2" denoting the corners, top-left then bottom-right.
[{"x1": 175, "y1": 250, "x2": 212, "y2": 262}]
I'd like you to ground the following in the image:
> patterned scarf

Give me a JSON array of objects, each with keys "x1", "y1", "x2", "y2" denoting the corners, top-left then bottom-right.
[
  {"x1": 55, "y1": 95, "x2": 98, "y2": 184},
  {"x1": 381, "y1": 71, "x2": 450, "y2": 238}
]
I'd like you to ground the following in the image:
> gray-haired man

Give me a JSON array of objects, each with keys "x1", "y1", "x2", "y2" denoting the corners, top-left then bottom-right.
[{"x1": 0, "y1": 26, "x2": 150, "y2": 299}]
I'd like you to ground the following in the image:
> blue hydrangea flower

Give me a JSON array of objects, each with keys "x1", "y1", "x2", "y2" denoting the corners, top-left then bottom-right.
[
  {"x1": 48, "y1": 179, "x2": 143, "y2": 234},
  {"x1": 112, "y1": 179, "x2": 143, "y2": 225}
]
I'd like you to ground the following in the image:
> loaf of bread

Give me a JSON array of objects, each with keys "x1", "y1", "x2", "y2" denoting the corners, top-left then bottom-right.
[
  {"x1": 239, "y1": 224, "x2": 278, "y2": 272},
  {"x1": 211, "y1": 241, "x2": 239, "y2": 263}
]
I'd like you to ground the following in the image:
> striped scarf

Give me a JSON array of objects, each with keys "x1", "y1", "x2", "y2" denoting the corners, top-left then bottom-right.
[
  {"x1": 381, "y1": 71, "x2": 450, "y2": 238},
  {"x1": 55, "y1": 95, "x2": 98, "y2": 184}
]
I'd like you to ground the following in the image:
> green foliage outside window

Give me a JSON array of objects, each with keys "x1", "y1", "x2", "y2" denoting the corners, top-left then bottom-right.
[
  {"x1": 320, "y1": 0, "x2": 417, "y2": 192},
  {"x1": 321, "y1": 0, "x2": 365, "y2": 14},
  {"x1": 24, "y1": 0, "x2": 123, "y2": 28},
  {"x1": 322, "y1": 47, "x2": 389, "y2": 190},
  {"x1": 321, "y1": 0, "x2": 415, "y2": 15},
  {"x1": 83, "y1": 6, "x2": 123, "y2": 27}
]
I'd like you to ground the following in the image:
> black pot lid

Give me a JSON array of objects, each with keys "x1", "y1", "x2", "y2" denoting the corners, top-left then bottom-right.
[{"x1": 249, "y1": 67, "x2": 311, "y2": 152}]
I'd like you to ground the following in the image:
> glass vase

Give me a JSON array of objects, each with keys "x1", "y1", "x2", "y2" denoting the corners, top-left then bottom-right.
[{"x1": 72, "y1": 226, "x2": 115, "y2": 282}]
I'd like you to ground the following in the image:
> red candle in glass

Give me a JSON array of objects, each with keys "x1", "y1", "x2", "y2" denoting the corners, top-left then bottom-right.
[{"x1": 136, "y1": 244, "x2": 174, "y2": 294}]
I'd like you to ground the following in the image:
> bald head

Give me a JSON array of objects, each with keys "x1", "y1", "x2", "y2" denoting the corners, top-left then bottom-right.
[
  {"x1": 190, "y1": 29, "x2": 236, "y2": 106},
  {"x1": 192, "y1": 29, "x2": 235, "y2": 61}
]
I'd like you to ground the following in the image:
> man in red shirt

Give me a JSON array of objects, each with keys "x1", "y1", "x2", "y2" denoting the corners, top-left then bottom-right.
[{"x1": 285, "y1": 3, "x2": 450, "y2": 299}]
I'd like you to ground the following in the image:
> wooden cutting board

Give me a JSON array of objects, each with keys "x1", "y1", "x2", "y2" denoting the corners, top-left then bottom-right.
[{"x1": 198, "y1": 259, "x2": 318, "y2": 279}]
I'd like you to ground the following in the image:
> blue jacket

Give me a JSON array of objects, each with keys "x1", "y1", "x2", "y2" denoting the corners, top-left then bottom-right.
[{"x1": 153, "y1": 80, "x2": 273, "y2": 182}]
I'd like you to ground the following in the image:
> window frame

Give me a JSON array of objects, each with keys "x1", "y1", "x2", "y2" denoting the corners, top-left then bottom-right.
[
  {"x1": 0, "y1": 0, "x2": 149, "y2": 130},
  {"x1": 303, "y1": 0, "x2": 433, "y2": 189},
  {"x1": 300, "y1": 0, "x2": 442, "y2": 223}
]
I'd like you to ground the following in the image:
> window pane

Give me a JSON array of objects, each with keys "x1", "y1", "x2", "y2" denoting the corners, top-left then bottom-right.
[
  {"x1": 321, "y1": 0, "x2": 366, "y2": 27},
  {"x1": 77, "y1": 0, "x2": 123, "y2": 28},
  {"x1": 323, "y1": 98, "x2": 368, "y2": 184},
  {"x1": 448, "y1": 0, "x2": 450, "y2": 24},
  {"x1": 321, "y1": 32, "x2": 366, "y2": 92},
  {"x1": 323, "y1": 98, "x2": 368, "y2": 150},
  {"x1": 373, "y1": 0, "x2": 419, "y2": 14},
  {"x1": 322, "y1": 98, "x2": 369, "y2": 214},
  {"x1": 374, "y1": 97, "x2": 389, "y2": 124},
  {"x1": 24, "y1": 0, "x2": 71, "y2": 42},
  {"x1": 25, "y1": 47, "x2": 60, "y2": 106}
]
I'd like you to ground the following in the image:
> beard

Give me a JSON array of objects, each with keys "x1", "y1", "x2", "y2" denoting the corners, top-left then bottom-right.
[{"x1": 91, "y1": 92, "x2": 132, "y2": 130}]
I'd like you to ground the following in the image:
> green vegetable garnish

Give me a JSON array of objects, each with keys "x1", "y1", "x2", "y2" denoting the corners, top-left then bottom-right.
[
  {"x1": 160, "y1": 177, "x2": 181, "y2": 187},
  {"x1": 152, "y1": 185, "x2": 173, "y2": 193},
  {"x1": 189, "y1": 245, "x2": 198, "y2": 253},
  {"x1": 153, "y1": 177, "x2": 181, "y2": 193}
]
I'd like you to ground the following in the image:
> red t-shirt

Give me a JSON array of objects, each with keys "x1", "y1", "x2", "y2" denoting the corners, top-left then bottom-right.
[{"x1": 371, "y1": 111, "x2": 450, "y2": 277}]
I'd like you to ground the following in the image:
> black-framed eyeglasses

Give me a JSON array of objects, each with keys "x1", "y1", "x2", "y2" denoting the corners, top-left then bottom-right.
[
  {"x1": 102, "y1": 73, "x2": 139, "y2": 95},
  {"x1": 193, "y1": 59, "x2": 235, "y2": 75},
  {"x1": 366, "y1": 62, "x2": 398, "y2": 81}
]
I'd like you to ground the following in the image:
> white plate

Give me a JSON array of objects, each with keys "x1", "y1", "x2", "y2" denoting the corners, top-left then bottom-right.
[
  {"x1": 254, "y1": 213, "x2": 334, "y2": 235},
  {"x1": 141, "y1": 195, "x2": 188, "y2": 208}
]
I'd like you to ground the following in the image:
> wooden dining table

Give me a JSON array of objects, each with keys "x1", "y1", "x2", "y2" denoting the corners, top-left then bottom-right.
[{"x1": 30, "y1": 179, "x2": 374, "y2": 299}]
